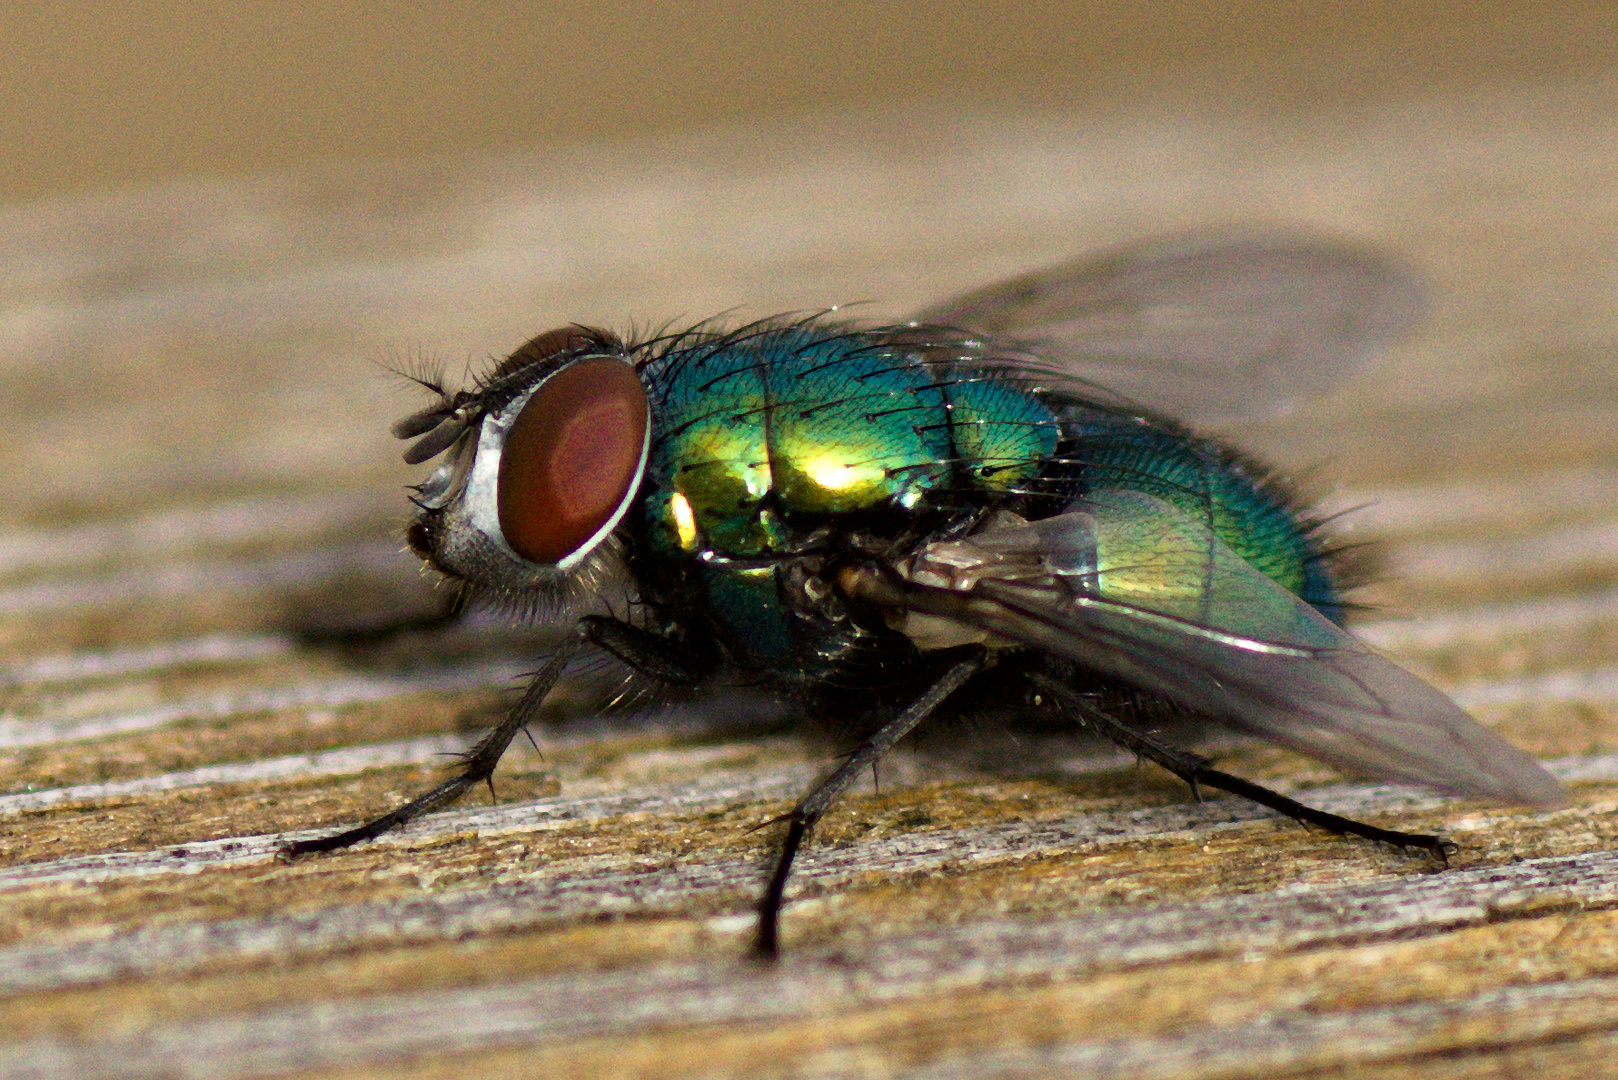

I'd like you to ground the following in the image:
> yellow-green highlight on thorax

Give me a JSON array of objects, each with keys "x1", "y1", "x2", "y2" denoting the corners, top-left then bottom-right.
[{"x1": 640, "y1": 325, "x2": 1060, "y2": 560}]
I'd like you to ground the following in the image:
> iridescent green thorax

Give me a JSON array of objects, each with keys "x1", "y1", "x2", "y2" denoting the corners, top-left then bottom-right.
[
  {"x1": 638, "y1": 324, "x2": 1060, "y2": 560},
  {"x1": 1061, "y1": 410, "x2": 1340, "y2": 617}
]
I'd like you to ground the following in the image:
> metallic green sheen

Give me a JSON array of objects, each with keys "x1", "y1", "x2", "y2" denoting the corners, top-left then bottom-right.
[
  {"x1": 640, "y1": 327, "x2": 1059, "y2": 561},
  {"x1": 697, "y1": 563, "x2": 796, "y2": 667},
  {"x1": 637, "y1": 326, "x2": 1061, "y2": 669},
  {"x1": 632, "y1": 323, "x2": 1333, "y2": 669},
  {"x1": 947, "y1": 378, "x2": 1062, "y2": 491},
  {"x1": 1065, "y1": 413, "x2": 1333, "y2": 609},
  {"x1": 1081, "y1": 488, "x2": 1342, "y2": 650}
]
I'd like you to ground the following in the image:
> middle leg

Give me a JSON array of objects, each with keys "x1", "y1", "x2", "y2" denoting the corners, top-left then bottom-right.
[
  {"x1": 1028, "y1": 673, "x2": 1455, "y2": 858},
  {"x1": 754, "y1": 649, "x2": 987, "y2": 958}
]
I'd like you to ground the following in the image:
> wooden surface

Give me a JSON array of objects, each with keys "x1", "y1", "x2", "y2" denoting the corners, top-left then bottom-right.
[{"x1": 4, "y1": 78, "x2": 1618, "y2": 1078}]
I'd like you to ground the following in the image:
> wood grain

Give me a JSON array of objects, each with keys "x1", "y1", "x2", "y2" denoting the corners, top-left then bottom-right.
[{"x1": 3, "y1": 77, "x2": 1618, "y2": 1078}]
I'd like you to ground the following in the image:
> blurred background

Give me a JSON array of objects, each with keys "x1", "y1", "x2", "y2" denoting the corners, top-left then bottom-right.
[
  {"x1": 4, "y1": 0, "x2": 1617, "y2": 632},
  {"x1": 5, "y1": 1, "x2": 1618, "y2": 633},
  {"x1": 7, "y1": 0, "x2": 1617, "y2": 205}
]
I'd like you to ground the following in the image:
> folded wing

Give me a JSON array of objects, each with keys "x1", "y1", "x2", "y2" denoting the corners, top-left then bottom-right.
[{"x1": 894, "y1": 489, "x2": 1562, "y2": 805}]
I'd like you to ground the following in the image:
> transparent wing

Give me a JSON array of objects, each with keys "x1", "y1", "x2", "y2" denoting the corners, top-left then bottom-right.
[
  {"x1": 914, "y1": 229, "x2": 1427, "y2": 425},
  {"x1": 890, "y1": 490, "x2": 1562, "y2": 805}
]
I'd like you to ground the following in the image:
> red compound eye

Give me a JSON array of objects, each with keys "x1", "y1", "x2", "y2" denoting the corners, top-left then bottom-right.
[{"x1": 497, "y1": 357, "x2": 649, "y2": 564}]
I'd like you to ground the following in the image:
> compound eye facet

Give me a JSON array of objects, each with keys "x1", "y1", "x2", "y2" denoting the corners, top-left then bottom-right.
[{"x1": 496, "y1": 357, "x2": 649, "y2": 565}]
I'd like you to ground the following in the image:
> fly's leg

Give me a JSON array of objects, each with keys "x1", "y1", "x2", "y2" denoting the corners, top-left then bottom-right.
[
  {"x1": 755, "y1": 650, "x2": 986, "y2": 959},
  {"x1": 281, "y1": 614, "x2": 713, "y2": 859},
  {"x1": 1027, "y1": 674, "x2": 1456, "y2": 860},
  {"x1": 280, "y1": 634, "x2": 582, "y2": 858},
  {"x1": 579, "y1": 615, "x2": 718, "y2": 687}
]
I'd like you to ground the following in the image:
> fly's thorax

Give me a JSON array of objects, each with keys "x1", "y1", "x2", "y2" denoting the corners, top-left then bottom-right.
[
  {"x1": 667, "y1": 552, "x2": 884, "y2": 680},
  {"x1": 639, "y1": 323, "x2": 1060, "y2": 562},
  {"x1": 945, "y1": 377, "x2": 1061, "y2": 492}
]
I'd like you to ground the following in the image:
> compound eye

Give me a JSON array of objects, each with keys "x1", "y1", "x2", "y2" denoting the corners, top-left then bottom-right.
[{"x1": 496, "y1": 357, "x2": 649, "y2": 565}]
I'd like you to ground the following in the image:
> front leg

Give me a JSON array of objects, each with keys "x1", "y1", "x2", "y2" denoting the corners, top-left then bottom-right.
[
  {"x1": 280, "y1": 632, "x2": 582, "y2": 857},
  {"x1": 579, "y1": 615, "x2": 719, "y2": 687},
  {"x1": 280, "y1": 615, "x2": 714, "y2": 858}
]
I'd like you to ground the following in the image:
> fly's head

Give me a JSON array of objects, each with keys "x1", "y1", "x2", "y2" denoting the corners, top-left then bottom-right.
[{"x1": 395, "y1": 326, "x2": 650, "y2": 611}]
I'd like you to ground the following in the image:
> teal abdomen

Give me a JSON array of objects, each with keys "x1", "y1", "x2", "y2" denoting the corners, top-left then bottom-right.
[{"x1": 1065, "y1": 411, "x2": 1338, "y2": 615}]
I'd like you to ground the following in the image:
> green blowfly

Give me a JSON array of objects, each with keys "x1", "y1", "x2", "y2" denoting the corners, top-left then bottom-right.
[{"x1": 284, "y1": 229, "x2": 1563, "y2": 956}]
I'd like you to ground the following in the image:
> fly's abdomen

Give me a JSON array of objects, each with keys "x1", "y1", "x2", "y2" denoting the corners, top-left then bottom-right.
[{"x1": 1064, "y1": 409, "x2": 1340, "y2": 616}]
